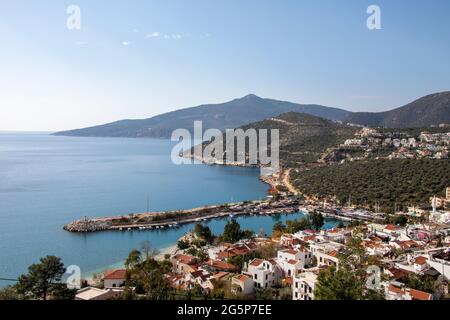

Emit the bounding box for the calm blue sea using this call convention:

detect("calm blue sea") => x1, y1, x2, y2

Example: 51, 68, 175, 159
0, 133, 337, 285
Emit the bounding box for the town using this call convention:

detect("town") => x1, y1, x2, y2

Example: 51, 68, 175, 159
332, 126, 450, 162
72, 186, 450, 301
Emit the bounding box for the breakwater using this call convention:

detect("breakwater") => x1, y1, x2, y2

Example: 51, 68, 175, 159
64, 198, 300, 233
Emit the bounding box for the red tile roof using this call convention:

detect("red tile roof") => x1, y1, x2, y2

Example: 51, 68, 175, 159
205, 259, 238, 271
414, 256, 428, 265
384, 224, 398, 231
389, 284, 432, 300
410, 289, 432, 301
104, 269, 126, 280
236, 274, 251, 282
249, 259, 264, 267
174, 254, 197, 265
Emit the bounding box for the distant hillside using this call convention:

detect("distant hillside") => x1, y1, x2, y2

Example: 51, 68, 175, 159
53, 94, 351, 138
192, 112, 358, 167
345, 91, 450, 127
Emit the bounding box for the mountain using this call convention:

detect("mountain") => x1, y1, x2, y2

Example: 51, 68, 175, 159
190, 112, 358, 167
53, 94, 351, 138
344, 91, 450, 127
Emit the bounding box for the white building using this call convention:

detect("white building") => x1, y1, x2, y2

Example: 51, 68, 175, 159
231, 274, 254, 295
309, 241, 343, 267
103, 269, 126, 288
244, 259, 282, 289
277, 248, 312, 277
293, 271, 318, 300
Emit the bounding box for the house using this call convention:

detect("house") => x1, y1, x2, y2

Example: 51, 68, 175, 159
293, 271, 318, 300
166, 273, 185, 289
389, 240, 421, 252
322, 228, 350, 243
202, 259, 238, 273
280, 234, 302, 247
277, 248, 312, 276
185, 269, 215, 291
386, 282, 433, 300
310, 241, 343, 267
231, 274, 254, 295
75, 287, 122, 300
361, 240, 392, 256
171, 254, 198, 274
244, 258, 282, 289
413, 256, 429, 272
103, 269, 126, 288
427, 250, 450, 280
383, 224, 399, 235
383, 267, 411, 281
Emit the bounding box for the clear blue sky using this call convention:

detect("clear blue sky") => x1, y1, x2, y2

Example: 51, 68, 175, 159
1, 0, 450, 131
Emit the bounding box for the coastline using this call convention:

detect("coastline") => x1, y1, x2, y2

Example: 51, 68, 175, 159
82, 244, 178, 283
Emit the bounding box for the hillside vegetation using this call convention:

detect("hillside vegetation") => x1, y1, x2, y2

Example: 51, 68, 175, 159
290, 158, 450, 212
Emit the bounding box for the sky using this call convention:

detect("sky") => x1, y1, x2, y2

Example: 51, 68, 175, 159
1, 0, 450, 131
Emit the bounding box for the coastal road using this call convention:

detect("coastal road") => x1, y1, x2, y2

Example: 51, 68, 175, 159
282, 169, 299, 195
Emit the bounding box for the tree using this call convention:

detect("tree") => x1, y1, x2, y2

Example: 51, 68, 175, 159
125, 253, 173, 300
286, 217, 311, 233
222, 219, 242, 243
50, 283, 77, 300
221, 219, 253, 243
315, 235, 385, 300
141, 240, 159, 260
16, 256, 66, 300
125, 249, 142, 269
177, 240, 190, 250
255, 288, 275, 300
0, 286, 21, 300
272, 221, 286, 233
193, 224, 213, 243
315, 266, 363, 300
404, 274, 437, 293
309, 212, 325, 231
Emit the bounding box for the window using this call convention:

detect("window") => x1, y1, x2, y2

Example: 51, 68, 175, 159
265, 274, 268, 280
254, 274, 257, 280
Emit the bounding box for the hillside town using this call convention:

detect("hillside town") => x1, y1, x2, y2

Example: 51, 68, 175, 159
75, 187, 450, 301
332, 127, 450, 162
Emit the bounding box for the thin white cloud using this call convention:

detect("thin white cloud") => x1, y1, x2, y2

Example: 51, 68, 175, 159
163, 34, 182, 40
146, 32, 182, 40
146, 32, 161, 38
132, 28, 140, 33
122, 41, 133, 46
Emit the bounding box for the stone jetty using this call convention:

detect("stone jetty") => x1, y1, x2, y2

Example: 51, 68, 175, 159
63, 198, 301, 233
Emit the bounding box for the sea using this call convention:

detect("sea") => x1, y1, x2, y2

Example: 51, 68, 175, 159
0, 133, 339, 285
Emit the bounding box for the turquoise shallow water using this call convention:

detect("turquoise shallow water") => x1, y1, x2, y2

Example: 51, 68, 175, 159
0, 133, 338, 285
